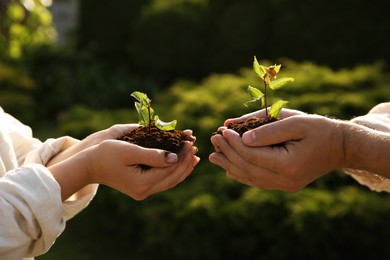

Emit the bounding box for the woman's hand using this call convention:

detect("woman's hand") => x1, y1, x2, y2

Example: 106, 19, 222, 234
49, 140, 200, 201
47, 124, 142, 166
47, 123, 196, 167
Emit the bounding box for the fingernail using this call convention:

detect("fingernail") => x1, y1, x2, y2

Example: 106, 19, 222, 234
192, 146, 198, 155
222, 129, 238, 140
242, 130, 255, 144
165, 152, 178, 164
193, 156, 200, 167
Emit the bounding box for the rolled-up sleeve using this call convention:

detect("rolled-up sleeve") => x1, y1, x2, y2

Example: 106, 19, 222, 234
0, 107, 98, 258
24, 137, 98, 220
344, 102, 390, 192
0, 164, 64, 259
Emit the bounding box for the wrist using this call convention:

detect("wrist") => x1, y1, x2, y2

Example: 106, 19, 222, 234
341, 121, 390, 177
49, 151, 91, 201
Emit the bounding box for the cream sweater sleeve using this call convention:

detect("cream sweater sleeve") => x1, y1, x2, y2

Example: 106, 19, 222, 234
0, 107, 97, 259
0, 164, 64, 259
344, 102, 390, 192
24, 136, 98, 220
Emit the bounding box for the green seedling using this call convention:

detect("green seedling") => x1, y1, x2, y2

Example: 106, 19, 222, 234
131, 91, 177, 131
244, 56, 294, 119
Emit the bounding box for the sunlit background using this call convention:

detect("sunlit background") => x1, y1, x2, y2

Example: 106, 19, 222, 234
1, 0, 390, 259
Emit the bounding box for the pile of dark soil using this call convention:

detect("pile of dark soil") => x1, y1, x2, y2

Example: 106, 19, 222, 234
117, 123, 194, 154
215, 116, 278, 136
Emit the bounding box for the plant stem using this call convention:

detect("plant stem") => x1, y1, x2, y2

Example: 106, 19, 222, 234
147, 104, 151, 132
263, 77, 268, 118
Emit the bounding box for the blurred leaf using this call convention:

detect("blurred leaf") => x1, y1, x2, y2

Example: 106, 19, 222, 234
253, 56, 266, 78
244, 85, 264, 108
269, 77, 295, 90
154, 115, 177, 131
269, 100, 289, 119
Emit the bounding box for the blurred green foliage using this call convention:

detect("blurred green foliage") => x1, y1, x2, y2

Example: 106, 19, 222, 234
1, 1, 390, 259
77, 0, 390, 84
0, 0, 55, 59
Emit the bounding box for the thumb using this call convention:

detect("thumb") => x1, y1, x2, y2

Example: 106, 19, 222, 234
117, 141, 180, 167
241, 116, 305, 146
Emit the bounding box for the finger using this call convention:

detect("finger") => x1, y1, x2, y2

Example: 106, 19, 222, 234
217, 126, 227, 133
210, 134, 222, 152
182, 129, 193, 136
221, 129, 290, 171
209, 151, 247, 176
211, 134, 244, 163
241, 116, 306, 146
127, 143, 194, 199
108, 124, 140, 138
146, 143, 198, 194
210, 133, 271, 176
210, 152, 282, 189
117, 141, 179, 167
224, 109, 306, 127
224, 109, 267, 126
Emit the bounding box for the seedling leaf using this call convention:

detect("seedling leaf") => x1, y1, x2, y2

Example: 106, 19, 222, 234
135, 102, 154, 126
247, 85, 264, 100
131, 91, 177, 131
253, 56, 266, 78
244, 85, 265, 108
154, 115, 177, 131
131, 91, 151, 106
269, 100, 288, 119
268, 77, 294, 90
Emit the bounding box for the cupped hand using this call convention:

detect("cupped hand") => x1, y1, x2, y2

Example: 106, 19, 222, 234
48, 124, 196, 167
88, 140, 200, 200
47, 124, 141, 166
223, 108, 306, 127
209, 114, 345, 192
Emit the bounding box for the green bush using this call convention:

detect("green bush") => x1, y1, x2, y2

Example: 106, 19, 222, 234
22, 46, 159, 123
0, 62, 36, 123
40, 185, 390, 259
57, 105, 137, 139
0, 0, 55, 59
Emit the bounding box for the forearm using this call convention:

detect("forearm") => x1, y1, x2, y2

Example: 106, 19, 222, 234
46, 127, 121, 167
46, 139, 86, 167
342, 122, 390, 179
48, 151, 90, 201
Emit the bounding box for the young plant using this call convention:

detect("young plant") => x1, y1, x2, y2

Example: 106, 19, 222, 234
131, 91, 177, 131
244, 56, 294, 119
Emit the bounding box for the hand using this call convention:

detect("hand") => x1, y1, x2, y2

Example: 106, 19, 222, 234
224, 108, 306, 126
209, 114, 345, 192
89, 140, 199, 200
47, 124, 196, 166
47, 124, 140, 166
215, 108, 306, 133
50, 139, 200, 201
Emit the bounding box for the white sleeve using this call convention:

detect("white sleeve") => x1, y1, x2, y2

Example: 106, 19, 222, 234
0, 164, 64, 259
24, 136, 98, 220
0, 107, 98, 258
344, 102, 390, 192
